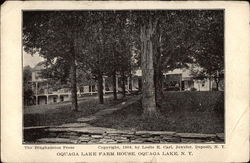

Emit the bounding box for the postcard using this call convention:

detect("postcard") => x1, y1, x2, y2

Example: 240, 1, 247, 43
1, 1, 249, 162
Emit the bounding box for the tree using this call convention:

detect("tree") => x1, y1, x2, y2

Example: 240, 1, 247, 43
74, 12, 107, 104
23, 65, 32, 83
101, 11, 134, 99
137, 12, 158, 117
23, 66, 34, 105
189, 10, 224, 91
78, 11, 135, 102
126, 10, 224, 116
132, 11, 193, 115
23, 10, 224, 115
23, 11, 91, 111
137, 10, 224, 104
98, 12, 125, 100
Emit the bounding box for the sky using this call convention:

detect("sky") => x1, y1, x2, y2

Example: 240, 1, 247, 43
23, 51, 44, 68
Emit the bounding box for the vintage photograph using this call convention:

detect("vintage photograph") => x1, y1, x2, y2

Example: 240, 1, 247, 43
22, 10, 224, 144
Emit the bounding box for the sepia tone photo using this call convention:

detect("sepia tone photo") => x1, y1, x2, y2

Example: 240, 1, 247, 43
22, 10, 225, 144
2, 1, 250, 162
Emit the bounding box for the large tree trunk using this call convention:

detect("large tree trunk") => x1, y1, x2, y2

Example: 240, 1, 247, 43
121, 71, 126, 98
97, 73, 104, 104
154, 66, 164, 106
112, 71, 117, 100
140, 18, 157, 117
70, 59, 78, 111
154, 35, 164, 106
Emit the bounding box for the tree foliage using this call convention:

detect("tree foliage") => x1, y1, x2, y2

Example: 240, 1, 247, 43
23, 11, 92, 110
23, 66, 34, 105
23, 10, 224, 114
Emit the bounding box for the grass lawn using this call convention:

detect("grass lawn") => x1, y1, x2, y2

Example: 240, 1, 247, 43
24, 95, 125, 127
90, 91, 224, 134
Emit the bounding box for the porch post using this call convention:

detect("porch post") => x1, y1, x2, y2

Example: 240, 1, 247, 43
209, 77, 212, 91
90, 83, 93, 95
131, 77, 133, 91
116, 76, 118, 92
35, 82, 38, 105
127, 77, 130, 91
180, 75, 182, 91
103, 77, 106, 95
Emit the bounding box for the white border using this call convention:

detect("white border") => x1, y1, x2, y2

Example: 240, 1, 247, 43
1, 1, 249, 162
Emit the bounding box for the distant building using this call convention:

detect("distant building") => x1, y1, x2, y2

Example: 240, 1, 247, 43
163, 68, 224, 91
28, 62, 141, 105
27, 63, 223, 105
30, 62, 72, 105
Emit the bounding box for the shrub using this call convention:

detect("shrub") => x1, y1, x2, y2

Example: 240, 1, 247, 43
190, 87, 197, 91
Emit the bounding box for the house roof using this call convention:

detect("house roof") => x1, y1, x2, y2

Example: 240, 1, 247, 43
164, 68, 191, 78
32, 62, 45, 71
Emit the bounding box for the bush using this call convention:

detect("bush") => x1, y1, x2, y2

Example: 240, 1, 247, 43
190, 87, 197, 91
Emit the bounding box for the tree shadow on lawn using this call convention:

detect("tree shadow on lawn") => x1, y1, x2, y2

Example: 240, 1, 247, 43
90, 91, 224, 134
24, 98, 125, 127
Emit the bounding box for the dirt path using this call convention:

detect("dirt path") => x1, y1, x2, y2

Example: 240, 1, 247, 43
76, 95, 141, 123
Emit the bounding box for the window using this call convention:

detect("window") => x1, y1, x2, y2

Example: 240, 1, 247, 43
202, 81, 205, 87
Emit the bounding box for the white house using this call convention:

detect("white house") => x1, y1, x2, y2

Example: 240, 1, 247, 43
28, 62, 223, 105
29, 62, 140, 105
163, 68, 224, 91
